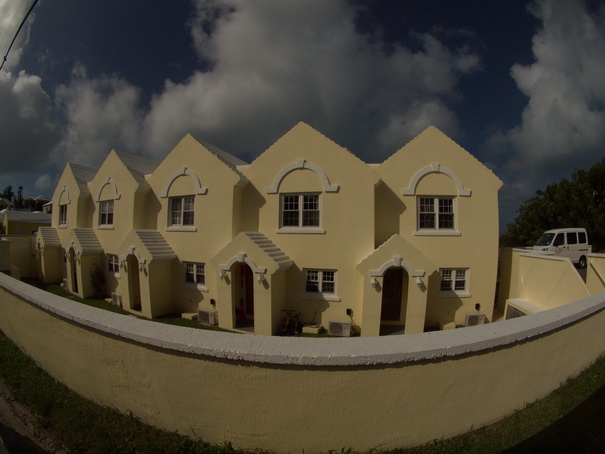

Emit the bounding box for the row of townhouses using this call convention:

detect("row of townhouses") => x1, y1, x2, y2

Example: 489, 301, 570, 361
36, 122, 502, 336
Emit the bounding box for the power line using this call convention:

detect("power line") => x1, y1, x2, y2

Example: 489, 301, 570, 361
0, 0, 40, 72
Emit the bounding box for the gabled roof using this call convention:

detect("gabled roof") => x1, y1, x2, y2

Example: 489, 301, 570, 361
37, 227, 61, 248
113, 150, 160, 187
196, 136, 247, 169
121, 229, 176, 263
211, 231, 293, 275
70, 228, 103, 256
243, 232, 293, 272
68, 163, 98, 195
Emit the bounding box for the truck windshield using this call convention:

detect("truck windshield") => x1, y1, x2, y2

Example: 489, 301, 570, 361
535, 233, 555, 246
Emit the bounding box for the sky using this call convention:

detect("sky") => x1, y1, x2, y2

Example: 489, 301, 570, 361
1, 0, 604, 231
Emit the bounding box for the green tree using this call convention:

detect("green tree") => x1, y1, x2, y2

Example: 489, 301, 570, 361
501, 157, 605, 252
1, 185, 15, 201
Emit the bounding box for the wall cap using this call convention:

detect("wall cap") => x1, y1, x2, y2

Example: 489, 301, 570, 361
2, 273, 604, 367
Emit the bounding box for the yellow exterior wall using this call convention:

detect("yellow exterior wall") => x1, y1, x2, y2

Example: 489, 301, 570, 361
587, 254, 605, 295
35, 123, 503, 334
497, 248, 593, 316
2, 274, 605, 453
377, 127, 502, 327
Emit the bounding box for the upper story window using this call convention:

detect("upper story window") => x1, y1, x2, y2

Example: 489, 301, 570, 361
169, 196, 194, 228
417, 196, 457, 234
280, 193, 320, 229
59, 205, 67, 226
99, 200, 114, 226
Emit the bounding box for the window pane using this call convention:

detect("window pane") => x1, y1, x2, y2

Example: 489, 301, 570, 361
282, 195, 300, 226
306, 270, 319, 292
196, 263, 205, 284
419, 213, 435, 229
185, 263, 194, 282
302, 194, 320, 226
439, 213, 454, 229
438, 199, 454, 229
170, 198, 182, 225
440, 269, 452, 291
454, 270, 466, 290
322, 271, 335, 293
566, 232, 577, 245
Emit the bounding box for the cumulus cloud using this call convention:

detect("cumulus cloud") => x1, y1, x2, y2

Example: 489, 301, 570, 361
144, 0, 480, 161
0, 0, 34, 71
496, 0, 605, 195
0, 70, 60, 171
52, 65, 144, 167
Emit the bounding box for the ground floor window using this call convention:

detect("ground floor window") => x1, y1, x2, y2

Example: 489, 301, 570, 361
439, 268, 469, 295
107, 254, 119, 273
185, 262, 205, 285
305, 269, 336, 294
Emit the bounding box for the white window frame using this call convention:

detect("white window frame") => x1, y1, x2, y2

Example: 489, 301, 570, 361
58, 204, 67, 227
167, 195, 196, 232
107, 254, 120, 276
99, 200, 114, 228
184, 261, 207, 292
277, 193, 324, 234
415, 196, 460, 236
302, 269, 340, 301
438, 268, 470, 297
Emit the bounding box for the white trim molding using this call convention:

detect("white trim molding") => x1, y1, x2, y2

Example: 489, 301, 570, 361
401, 163, 471, 197
58, 186, 71, 205
369, 255, 425, 278
121, 247, 147, 272
95, 177, 121, 202
160, 167, 208, 198
219, 253, 267, 275
265, 159, 339, 194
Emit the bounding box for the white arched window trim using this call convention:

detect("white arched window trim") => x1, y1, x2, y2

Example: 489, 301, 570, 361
95, 177, 121, 202
159, 167, 208, 198
58, 186, 71, 205
401, 163, 471, 197
265, 159, 339, 194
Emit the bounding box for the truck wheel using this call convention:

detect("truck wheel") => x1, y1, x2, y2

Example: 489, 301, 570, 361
579, 256, 587, 269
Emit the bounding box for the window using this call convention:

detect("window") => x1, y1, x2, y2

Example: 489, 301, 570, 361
185, 262, 205, 285
281, 194, 320, 228
566, 232, 578, 245
59, 204, 67, 226
418, 197, 454, 230
107, 254, 119, 273
169, 196, 194, 227
305, 269, 336, 295
99, 200, 114, 226
439, 269, 469, 295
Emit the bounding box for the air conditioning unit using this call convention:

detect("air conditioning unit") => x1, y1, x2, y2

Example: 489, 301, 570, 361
198, 308, 218, 326
328, 321, 351, 337
111, 293, 122, 307
465, 313, 486, 327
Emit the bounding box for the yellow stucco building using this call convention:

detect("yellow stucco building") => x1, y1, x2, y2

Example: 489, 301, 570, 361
37, 122, 502, 336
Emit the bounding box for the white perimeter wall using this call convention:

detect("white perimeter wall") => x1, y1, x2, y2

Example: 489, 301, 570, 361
2, 272, 605, 453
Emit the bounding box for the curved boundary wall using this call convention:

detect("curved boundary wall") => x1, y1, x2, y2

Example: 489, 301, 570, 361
2, 273, 605, 453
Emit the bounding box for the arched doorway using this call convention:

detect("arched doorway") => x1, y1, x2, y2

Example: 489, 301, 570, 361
127, 254, 142, 312
232, 262, 254, 332
380, 267, 409, 335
